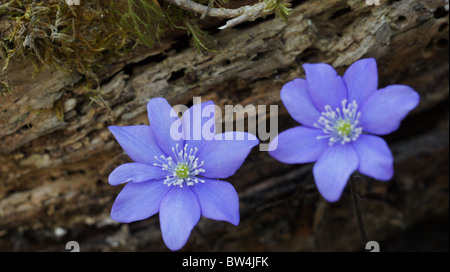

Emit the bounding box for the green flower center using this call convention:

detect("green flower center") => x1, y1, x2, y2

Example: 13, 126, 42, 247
314, 99, 363, 146
336, 120, 352, 136
175, 163, 190, 179
153, 143, 206, 188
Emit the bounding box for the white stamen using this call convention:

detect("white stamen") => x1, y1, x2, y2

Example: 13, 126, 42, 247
314, 99, 363, 146
154, 143, 206, 188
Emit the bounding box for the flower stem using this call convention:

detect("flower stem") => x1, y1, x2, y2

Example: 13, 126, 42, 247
350, 175, 368, 245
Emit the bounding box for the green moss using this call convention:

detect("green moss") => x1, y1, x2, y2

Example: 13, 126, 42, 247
1, 1, 122, 82
0, 0, 217, 85
112, 0, 167, 49
264, 0, 292, 21
0, 0, 291, 95
1, 79, 12, 96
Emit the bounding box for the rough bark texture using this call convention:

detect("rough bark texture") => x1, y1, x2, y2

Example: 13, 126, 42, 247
0, 0, 448, 251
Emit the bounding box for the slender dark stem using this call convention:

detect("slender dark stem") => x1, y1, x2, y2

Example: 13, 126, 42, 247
350, 175, 368, 245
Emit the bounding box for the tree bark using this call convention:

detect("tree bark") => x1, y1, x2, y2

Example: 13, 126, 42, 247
0, 0, 448, 251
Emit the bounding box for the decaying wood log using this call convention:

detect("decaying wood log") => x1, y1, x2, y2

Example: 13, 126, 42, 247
0, 0, 448, 251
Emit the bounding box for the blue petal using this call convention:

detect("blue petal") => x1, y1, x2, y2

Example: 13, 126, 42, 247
109, 125, 164, 165
182, 100, 216, 153
313, 144, 359, 202
280, 78, 321, 127
359, 85, 420, 135
343, 58, 378, 106
303, 63, 348, 111
159, 187, 200, 251
269, 126, 328, 164
198, 131, 259, 179
147, 97, 184, 156
111, 180, 171, 223
352, 134, 393, 181
190, 178, 239, 226
108, 163, 168, 185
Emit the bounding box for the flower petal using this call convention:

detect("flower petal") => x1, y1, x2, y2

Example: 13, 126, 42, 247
352, 134, 393, 181
159, 187, 200, 251
111, 180, 171, 223
359, 85, 420, 135
343, 58, 378, 106
182, 100, 216, 153
190, 178, 239, 226
303, 63, 347, 111
269, 126, 328, 164
198, 131, 259, 179
313, 144, 359, 202
147, 97, 184, 156
108, 163, 168, 185
280, 78, 321, 127
109, 125, 164, 165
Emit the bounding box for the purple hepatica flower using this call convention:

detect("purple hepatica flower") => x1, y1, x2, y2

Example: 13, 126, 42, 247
269, 58, 420, 202
108, 97, 259, 251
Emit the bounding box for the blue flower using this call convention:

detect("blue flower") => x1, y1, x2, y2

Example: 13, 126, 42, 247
269, 58, 420, 202
108, 98, 259, 250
